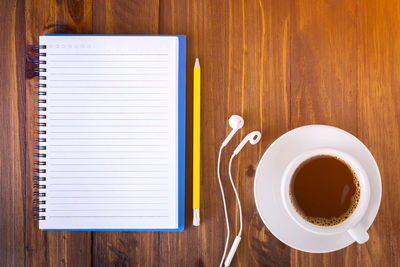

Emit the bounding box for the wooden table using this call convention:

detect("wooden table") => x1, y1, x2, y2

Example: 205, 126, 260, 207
1, 0, 399, 266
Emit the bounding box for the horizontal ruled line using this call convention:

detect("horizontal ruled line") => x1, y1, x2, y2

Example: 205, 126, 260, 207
47, 53, 168, 56
48, 157, 167, 159
49, 177, 167, 179
48, 125, 167, 127
51, 144, 168, 147
49, 86, 168, 88
49, 99, 167, 101
50, 73, 167, 75
47, 216, 168, 219
48, 121, 168, 123
47, 98, 168, 102
48, 119, 167, 121
51, 60, 168, 62
47, 202, 168, 205
49, 131, 168, 133
47, 196, 168, 198
49, 93, 168, 95
49, 67, 168, 69
48, 106, 164, 108
49, 183, 168, 185
49, 112, 167, 114
48, 209, 166, 211
49, 151, 167, 153
48, 171, 167, 173
50, 189, 166, 192
48, 138, 167, 140
49, 80, 168, 82
50, 163, 168, 166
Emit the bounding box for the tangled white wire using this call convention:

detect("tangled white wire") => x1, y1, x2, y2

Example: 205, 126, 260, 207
217, 148, 244, 267
217, 145, 230, 267
228, 154, 243, 238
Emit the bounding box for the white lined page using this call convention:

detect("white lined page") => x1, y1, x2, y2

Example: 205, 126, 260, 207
38, 35, 179, 229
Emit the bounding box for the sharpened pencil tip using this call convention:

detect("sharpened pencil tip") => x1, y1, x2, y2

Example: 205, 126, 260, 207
194, 57, 200, 68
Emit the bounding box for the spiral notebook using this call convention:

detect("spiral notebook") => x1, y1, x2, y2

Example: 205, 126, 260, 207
33, 34, 186, 231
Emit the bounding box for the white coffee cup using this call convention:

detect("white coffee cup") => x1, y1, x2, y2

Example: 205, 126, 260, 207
281, 148, 371, 244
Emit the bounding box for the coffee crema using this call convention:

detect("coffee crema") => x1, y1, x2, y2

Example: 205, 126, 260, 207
289, 155, 360, 227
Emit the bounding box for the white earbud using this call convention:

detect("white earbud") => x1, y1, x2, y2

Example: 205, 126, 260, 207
222, 115, 244, 147
233, 131, 261, 155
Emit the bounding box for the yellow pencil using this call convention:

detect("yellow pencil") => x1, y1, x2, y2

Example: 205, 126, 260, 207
193, 58, 201, 226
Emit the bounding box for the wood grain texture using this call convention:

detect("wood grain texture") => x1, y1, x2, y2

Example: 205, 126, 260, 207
0, 0, 26, 266
0, 0, 399, 266
93, 0, 159, 34
25, 0, 92, 266
357, 1, 400, 266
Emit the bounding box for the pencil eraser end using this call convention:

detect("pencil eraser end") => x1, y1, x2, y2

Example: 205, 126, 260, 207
193, 209, 200, 226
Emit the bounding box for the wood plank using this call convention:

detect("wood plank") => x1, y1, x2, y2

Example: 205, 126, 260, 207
159, 0, 291, 266
160, 0, 230, 265
90, 1, 161, 266
290, 0, 359, 266
92, 0, 159, 34
25, 0, 92, 266
0, 0, 26, 266
357, 1, 400, 266
227, 1, 292, 266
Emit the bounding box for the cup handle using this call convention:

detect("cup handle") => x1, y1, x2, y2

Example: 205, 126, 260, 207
348, 224, 369, 244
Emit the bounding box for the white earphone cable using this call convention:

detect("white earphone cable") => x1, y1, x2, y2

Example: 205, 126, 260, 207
218, 127, 261, 267
217, 145, 230, 267
228, 154, 243, 237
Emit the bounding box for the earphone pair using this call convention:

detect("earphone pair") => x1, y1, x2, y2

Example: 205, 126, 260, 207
217, 115, 261, 267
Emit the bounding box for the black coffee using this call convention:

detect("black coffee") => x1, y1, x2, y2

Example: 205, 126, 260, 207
289, 155, 360, 226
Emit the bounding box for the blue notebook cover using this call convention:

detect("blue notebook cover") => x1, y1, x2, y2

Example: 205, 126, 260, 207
42, 34, 186, 232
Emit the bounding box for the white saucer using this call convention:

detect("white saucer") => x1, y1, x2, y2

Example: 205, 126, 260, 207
254, 125, 382, 253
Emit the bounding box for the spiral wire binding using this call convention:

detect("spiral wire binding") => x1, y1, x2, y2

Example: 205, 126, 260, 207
32, 44, 47, 221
